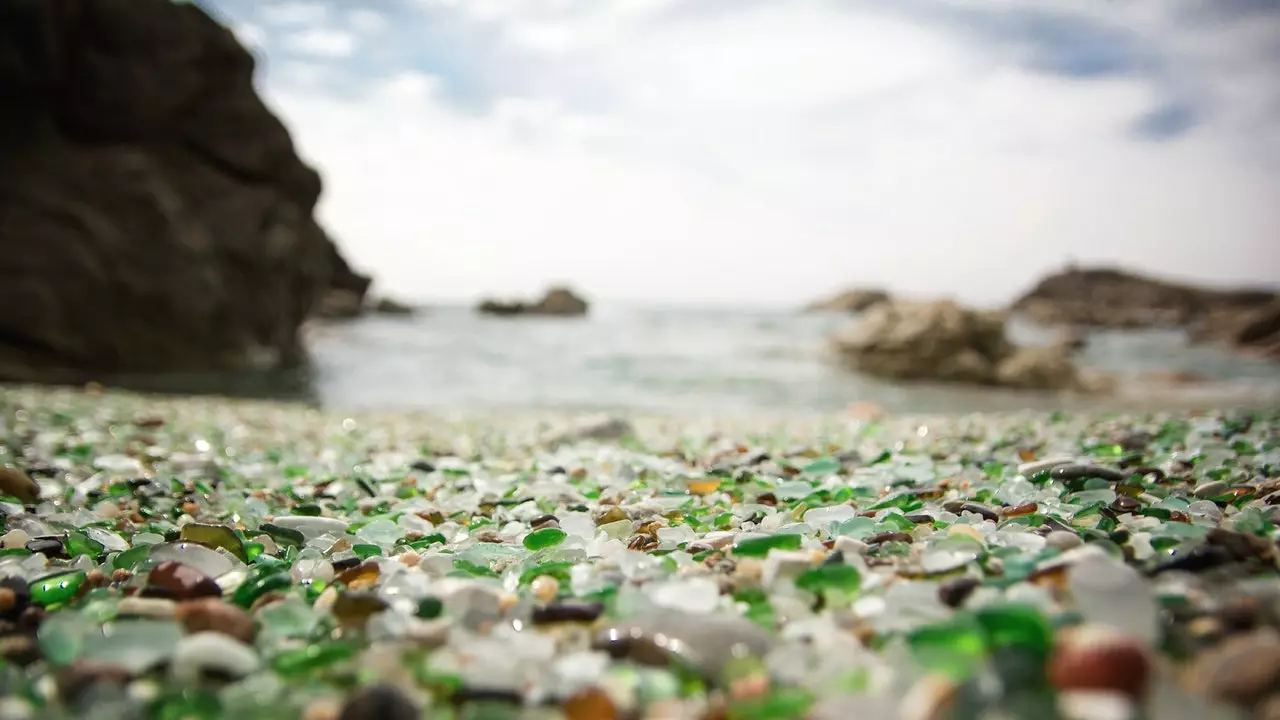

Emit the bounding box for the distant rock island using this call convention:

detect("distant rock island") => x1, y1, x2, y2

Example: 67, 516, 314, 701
0, 0, 371, 383
1012, 266, 1279, 360
476, 287, 589, 318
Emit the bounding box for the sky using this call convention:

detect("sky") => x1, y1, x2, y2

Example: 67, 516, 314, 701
200, 0, 1280, 307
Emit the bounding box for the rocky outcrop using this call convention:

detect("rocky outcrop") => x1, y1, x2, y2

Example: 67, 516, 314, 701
0, 0, 367, 382
1190, 299, 1280, 360
476, 287, 589, 318
831, 299, 1083, 390
804, 288, 890, 313
1012, 266, 1276, 330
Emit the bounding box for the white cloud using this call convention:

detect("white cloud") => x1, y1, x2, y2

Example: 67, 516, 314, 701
259, 1, 328, 26
254, 0, 1279, 306
349, 9, 390, 35
283, 27, 356, 58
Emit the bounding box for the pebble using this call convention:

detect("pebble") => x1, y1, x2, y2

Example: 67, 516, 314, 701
937, 576, 980, 608
1193, 481, 1229, 499
1057, 690, 1138, 720
1017, 456, 1076, 477
531, 575, 560, 604
1051, 465, 1125, 483
174, 599, 257, 644
145, 561, 223, 600
1047, 530, 1084, 551
0, 466, 40, 503
337, 684, 420, 720
0, 529, 31, 550
116, 597, 177, 620
532, 601, 605, 625
593, 611, 774, 680
1194, 627, 1280, 706
169, 632, 260, 683
269, 516, 350, 537
1048, 626, 1151, 699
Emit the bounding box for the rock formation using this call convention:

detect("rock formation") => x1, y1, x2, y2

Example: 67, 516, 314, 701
1012, 266, 1275, 330
0, 0, 369, 382
803, 288, 891, 313
831, 299, 1082, 391
476, 286, 589, 317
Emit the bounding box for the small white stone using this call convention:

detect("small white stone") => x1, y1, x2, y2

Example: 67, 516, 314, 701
0, 529, 30, 550
169, 632, 260, 683
270, 516, 349, 537
762, 549, 814, 587
1057, 690, 1136, 720
116, 597, 177, 620
834, 536, 869, 556
1046, 530, 1083, 551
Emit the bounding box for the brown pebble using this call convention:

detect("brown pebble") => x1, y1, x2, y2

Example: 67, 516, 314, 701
1256, 693, 1280, 720
1004, 502, 1039, 518
1194, 628, 1280, 706
334, 561, 381, 591
0, 466, 40, 503
337, 684, 420, 720
145, 561, 222, 600
333, 592, 390, 630
531, 601, 605, 625
530, 514, 559, 530
111, 569, 133, 584
0, 634, 40, 665
56, 660, 134, 701
937, 576, 980, 608
1048, 626, 1150, 699
473, 530, 503, 543
563, 687, 619, 720
628, 535, 658, 551
176, 599, 257, 644
866, 532, 913, 545
0, 589, 14, 614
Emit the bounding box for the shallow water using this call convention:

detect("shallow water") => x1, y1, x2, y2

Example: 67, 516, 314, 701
282, 305, 1280, 415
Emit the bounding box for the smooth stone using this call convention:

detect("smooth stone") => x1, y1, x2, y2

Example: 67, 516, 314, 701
592, 610, 775, 680
762, 549, 815, 587
337, 683, 420, 720
1048, 625, 1151, 699
1046, 531, 1083, 551
169, 631, 260, 683
1051, 465, 1125, 483
116, 597, 177, 620
1017, 457, 1076, 477
145, 561, 223, 600
175, 599, 257, 644
1194, 627, 1280, 705
531, 601, 604, 625
1193, 481, 1229, 499
147, 542, 236, 579
269, 516, 350, 538
1, 529, 31, 550
1057, 690, 1137, 720
0, 466, 40, 503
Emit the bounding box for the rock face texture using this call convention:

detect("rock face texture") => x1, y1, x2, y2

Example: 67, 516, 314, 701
476, 287, 589, 317
803, 288, 891, 313
1190, 299, 1280, 361
1012, 267, 1275, 330
0, 0, 368, 382
831, 299, 1081, 390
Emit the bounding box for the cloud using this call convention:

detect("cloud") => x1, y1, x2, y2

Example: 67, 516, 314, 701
283, 27, 356, 57
208, 0, 1280, 306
